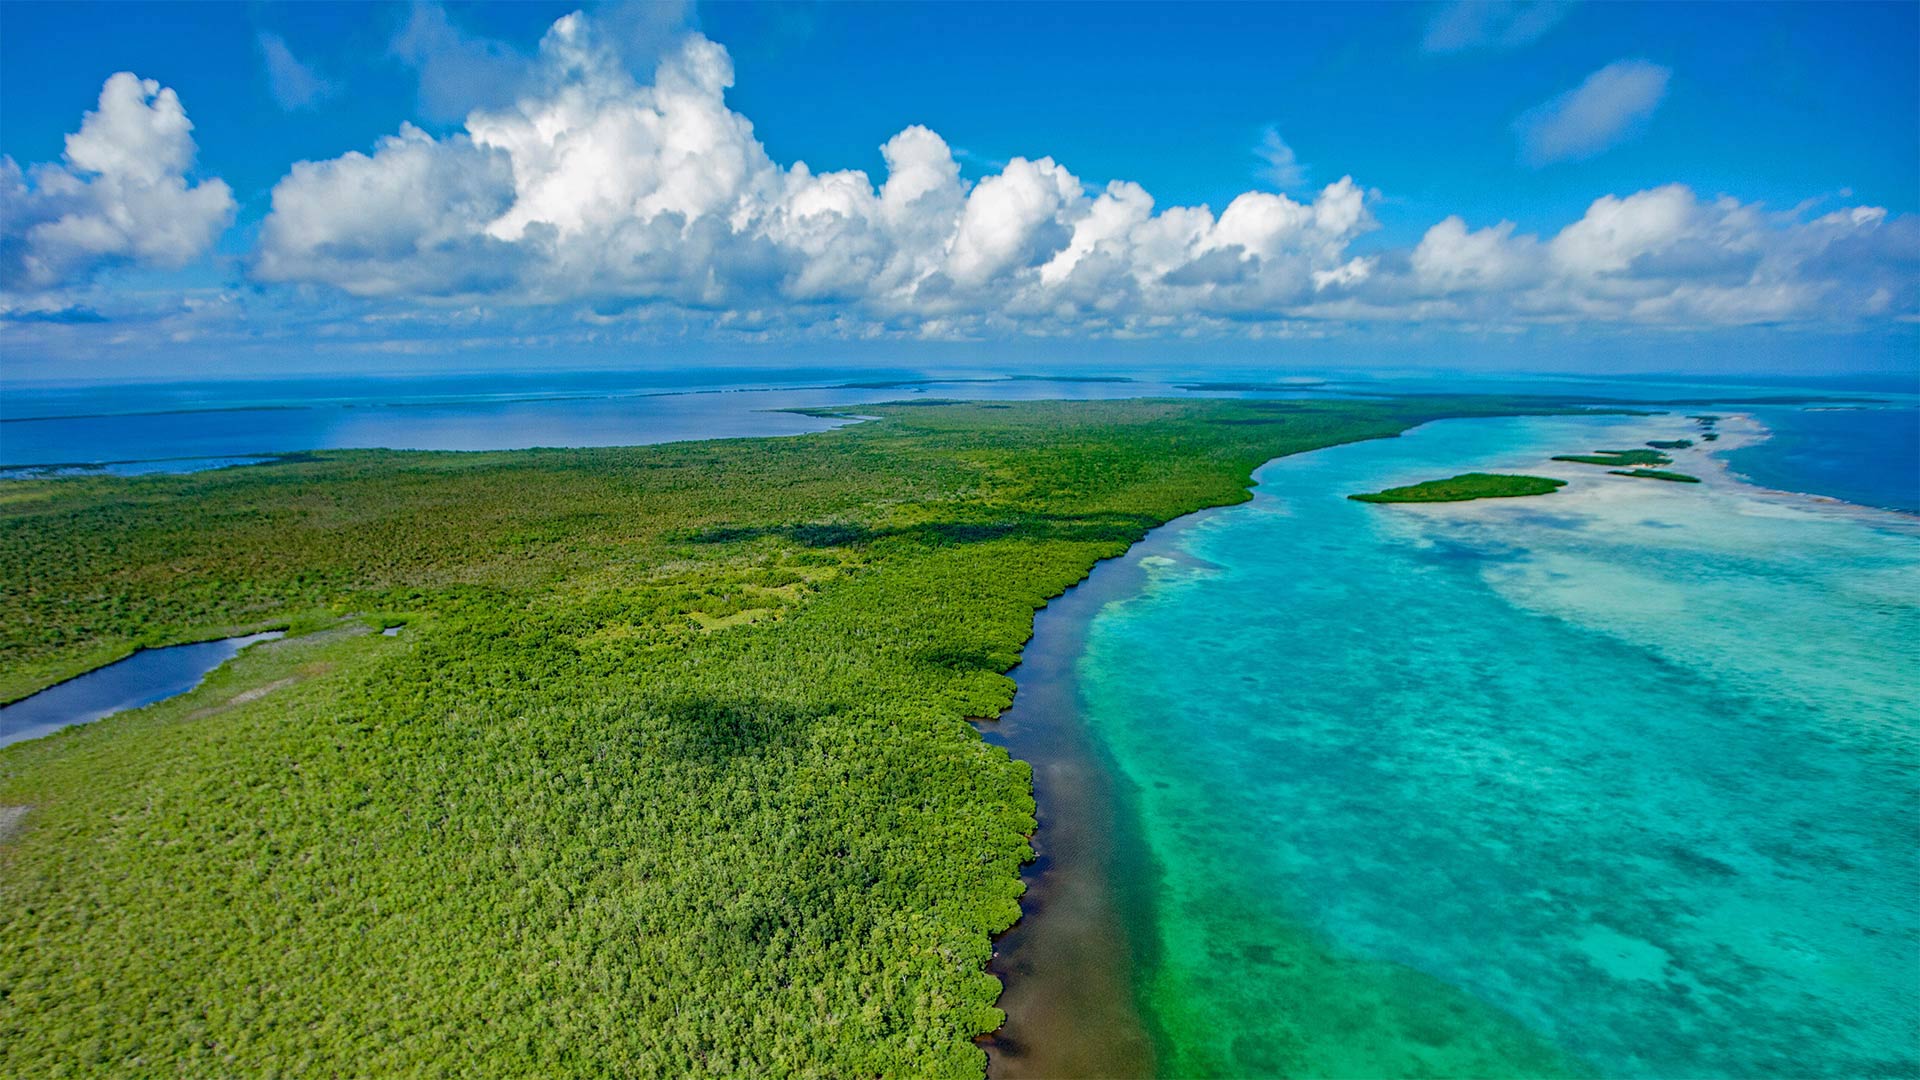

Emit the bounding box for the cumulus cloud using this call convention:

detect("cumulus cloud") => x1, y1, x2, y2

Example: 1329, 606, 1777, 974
257, 14, 1378, 332
1423, 1, 1574, 53
259, 32, 336, 111
1, 72, 235, 291
1350, 184, 1917, 327
250, 12, 1912, 338
1516, 59, 1670, 165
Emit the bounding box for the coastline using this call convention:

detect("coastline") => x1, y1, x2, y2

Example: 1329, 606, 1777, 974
974, 497, 1237, 1079
975, 404, 1918, 1079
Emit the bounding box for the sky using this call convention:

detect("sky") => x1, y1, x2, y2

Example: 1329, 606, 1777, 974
1, 0, 1916, 382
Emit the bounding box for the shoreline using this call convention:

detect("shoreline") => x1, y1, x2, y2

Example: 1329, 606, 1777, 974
974, 403, 1916, 1079
974, 496, 1239, 1079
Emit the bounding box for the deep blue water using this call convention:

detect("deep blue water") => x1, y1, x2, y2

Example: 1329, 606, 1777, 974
1727, 405, 1920, 513
0, 632, 283, 748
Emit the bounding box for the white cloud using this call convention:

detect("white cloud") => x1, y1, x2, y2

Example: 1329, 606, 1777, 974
1423, 1, 1574, 53
249, 13, 1913, 339
256, 16, 1382, 329
258, 32, 335, 111
1361, 184, 1916, 327
947, 157, 1082, 286
1412, 217, 1541, 293
1516, 59, 1670, 165
1, 72, 235, 291
254, 124, 522, 297
1254, 127, 1308, 190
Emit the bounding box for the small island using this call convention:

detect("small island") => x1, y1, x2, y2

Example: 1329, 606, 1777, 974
1553, 449, 1672, 467
1350, 472, 1568, 503
1689, 415, 1723, 441
1646, 439, 1695, 450
1611, 469, 1702, 483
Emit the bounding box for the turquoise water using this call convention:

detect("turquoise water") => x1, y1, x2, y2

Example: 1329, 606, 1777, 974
1077, 413, 1920, 1077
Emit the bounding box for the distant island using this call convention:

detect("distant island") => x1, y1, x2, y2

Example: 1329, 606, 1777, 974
1612, 469, 1702, 483
1350, 472, 1568, 503
1553, 448, 1673, 467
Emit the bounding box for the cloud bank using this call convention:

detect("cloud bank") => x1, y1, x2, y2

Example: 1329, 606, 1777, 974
1, 72, 234, 291
3, 11, 1914, 354
256, 17, 1379, 338
249, 15, 1912, 338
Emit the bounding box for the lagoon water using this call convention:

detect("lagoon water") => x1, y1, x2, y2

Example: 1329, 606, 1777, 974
1033, 413, 1920, 1077
0, 631, 283, 748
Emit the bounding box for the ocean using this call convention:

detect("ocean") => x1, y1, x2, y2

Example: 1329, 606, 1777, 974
1001, 408, 1919, 1076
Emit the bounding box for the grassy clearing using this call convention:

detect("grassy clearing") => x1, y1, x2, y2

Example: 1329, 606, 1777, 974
1, 396, 1568, 1077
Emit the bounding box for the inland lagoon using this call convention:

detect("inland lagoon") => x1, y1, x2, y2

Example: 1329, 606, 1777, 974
0, 631, 284, 748
993, 411, 1920, 1077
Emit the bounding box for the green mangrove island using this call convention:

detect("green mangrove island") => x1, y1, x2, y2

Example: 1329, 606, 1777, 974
0, 396, 1573, 1077
1349, 472, 1568, 504
1552, 449, 1673, 467
1611, 469, 1703, 483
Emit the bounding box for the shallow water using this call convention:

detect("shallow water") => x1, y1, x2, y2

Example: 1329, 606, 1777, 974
0, 631, 284, 747
1053, 413, 1920, 1077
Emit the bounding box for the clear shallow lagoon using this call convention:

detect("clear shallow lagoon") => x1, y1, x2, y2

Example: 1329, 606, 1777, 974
1043, 413, 1919, 1077
0, 631, 283, 747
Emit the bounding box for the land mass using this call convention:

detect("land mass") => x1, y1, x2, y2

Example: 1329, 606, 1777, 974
0, 396, 1589, 1077
1553, 449, 1673, 467
1611, 469, 1703, 483
1350, 472, 1568, 503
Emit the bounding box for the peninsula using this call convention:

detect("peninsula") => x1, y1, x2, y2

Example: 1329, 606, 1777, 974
0, 396, 1568, 1077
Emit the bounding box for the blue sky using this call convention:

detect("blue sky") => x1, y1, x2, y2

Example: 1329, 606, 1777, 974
2, 1, 1916, 380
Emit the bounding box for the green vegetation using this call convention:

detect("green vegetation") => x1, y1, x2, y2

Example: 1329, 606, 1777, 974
0, 397, 1577, 1076
1552, 449, 1672, 467
1349, 472, 1568, 504
1611, 469, 1702, 483
1645, 439, 1694, 450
